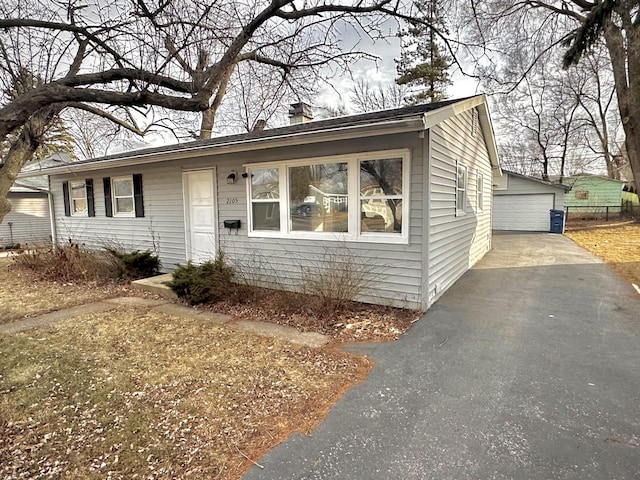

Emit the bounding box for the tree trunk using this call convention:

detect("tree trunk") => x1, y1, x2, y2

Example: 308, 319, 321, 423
0, 137, 37, 224
0, 106, 61, 224
620, 106, 640, 189
604, 14, 640, 190
198, 64, 235, 140
199, 107, 215, 140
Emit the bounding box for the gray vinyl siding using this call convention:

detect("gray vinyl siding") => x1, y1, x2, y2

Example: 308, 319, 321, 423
53, 163, 189, 268
1, 193, 51, 245
50, 132, 426, 309
495, 174, 565, 210
428, 108, 493, 307
217, 132, 426, 309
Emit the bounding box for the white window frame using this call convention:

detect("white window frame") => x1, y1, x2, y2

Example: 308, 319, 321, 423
112, 175, 135, 217
456, 161, 467, 216
245, 149, 411, 244
249, 166, 282, 232
477, 172, 484, 213
70, 180, 88, 217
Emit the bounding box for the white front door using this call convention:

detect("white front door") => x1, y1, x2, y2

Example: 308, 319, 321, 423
184, 169, 216, 262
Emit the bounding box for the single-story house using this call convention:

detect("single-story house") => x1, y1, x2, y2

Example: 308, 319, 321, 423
0, 179, 52, 247
492, 171, 569, 231
563, 174, 625, 217
19, 95, 500, 310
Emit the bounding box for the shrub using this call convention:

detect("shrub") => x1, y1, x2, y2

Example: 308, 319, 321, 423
11, 239, 120, 283
166, 251, 235, 305
107, 248, 161, 280
300, 245, 382, 316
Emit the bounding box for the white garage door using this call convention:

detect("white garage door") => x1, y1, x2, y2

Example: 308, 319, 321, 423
493, 194, 555, 231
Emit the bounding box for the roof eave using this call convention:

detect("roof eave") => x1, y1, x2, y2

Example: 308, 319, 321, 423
19, 116, 427, 178
504, 171, 571, 191
424, 95, 501, 171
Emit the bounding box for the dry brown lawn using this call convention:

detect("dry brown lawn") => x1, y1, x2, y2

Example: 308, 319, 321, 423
0, 252, 417, 478
0, 306, 370, 479
0, 258, 135, 324
565, 220, 640, 287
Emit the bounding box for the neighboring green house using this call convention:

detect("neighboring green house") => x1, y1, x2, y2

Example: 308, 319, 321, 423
563, 175, 625, 216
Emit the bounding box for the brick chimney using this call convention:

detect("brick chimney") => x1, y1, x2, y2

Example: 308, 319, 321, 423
288, 102, 313, 125
252, 119, 267, 131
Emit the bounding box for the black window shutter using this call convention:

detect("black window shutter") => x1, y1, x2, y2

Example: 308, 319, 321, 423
133, 174, 144, 217
103, 177, 113, 217
85, 179, 95, 217
62, 181, 71, 217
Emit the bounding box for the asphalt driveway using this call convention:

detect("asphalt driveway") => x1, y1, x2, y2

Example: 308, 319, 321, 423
244, 233, 640, 480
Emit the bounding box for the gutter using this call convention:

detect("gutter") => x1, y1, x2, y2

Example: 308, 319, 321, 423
47, 176, 57, 245
18, 116, 427, 178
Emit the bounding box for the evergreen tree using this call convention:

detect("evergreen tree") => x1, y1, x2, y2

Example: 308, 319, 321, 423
395, 0, 452, 104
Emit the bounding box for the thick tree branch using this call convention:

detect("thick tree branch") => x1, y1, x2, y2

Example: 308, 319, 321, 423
0, 84, 210, 140
52, 68, 194, 93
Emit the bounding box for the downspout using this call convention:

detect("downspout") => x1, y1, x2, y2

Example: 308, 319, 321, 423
47, 176, 57, 245
421, 112, 431, 309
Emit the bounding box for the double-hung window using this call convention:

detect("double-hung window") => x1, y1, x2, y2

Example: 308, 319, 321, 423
360, 158, 403, 233
62, 179, 94, 217
476, 173, 484, 212
112, 176, 135, 216
246, 149, 410, 243
456, 161, 467, 215
250, 167, 281, 231
103, 174, 144, 218
70, 181, 88, 216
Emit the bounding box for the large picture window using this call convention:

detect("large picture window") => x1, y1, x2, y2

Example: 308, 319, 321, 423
289, 162, 348, 233
246, 150, 410, 243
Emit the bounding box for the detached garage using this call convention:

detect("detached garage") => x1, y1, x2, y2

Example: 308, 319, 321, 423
493, 171, 569, 232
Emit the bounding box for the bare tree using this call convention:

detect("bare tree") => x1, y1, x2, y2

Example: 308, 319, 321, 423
463, 0, 640, 192
567, 47, 625, 179
490, 48, 583, 181
214, 61, 314, 134
350, 79, 409, 113
0, 0, 444, 223
313, 102, 349, 120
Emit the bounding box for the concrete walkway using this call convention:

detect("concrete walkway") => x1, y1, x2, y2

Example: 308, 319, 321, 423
0, 296, 329, 348
243, 233, 640, 480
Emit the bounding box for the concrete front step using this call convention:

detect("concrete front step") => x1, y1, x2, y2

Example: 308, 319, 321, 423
131, 273, 177, 299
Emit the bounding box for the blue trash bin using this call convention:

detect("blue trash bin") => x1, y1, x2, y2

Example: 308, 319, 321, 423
550, 209, 565, 234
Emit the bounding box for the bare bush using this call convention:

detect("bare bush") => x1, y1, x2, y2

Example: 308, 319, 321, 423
11, 239, 120, 283
299, 245, 385, 316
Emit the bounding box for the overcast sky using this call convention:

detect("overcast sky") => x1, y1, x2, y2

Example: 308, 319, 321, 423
316, 19, 480, 111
